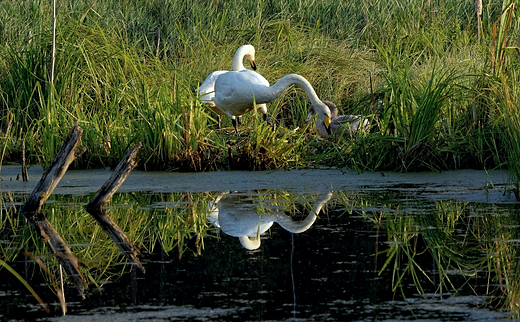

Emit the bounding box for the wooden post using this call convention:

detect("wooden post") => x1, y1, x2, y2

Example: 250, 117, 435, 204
86, 143, 145, 272
20, 121, 87, 298
87, 143, 141, 209
22, 140, 29, 182
21, 122, 84, 217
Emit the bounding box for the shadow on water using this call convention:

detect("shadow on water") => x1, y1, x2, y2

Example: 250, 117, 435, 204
1, 185, 519, 321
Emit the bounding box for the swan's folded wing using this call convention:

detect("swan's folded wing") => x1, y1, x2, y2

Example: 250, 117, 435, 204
198, 70, 229, 99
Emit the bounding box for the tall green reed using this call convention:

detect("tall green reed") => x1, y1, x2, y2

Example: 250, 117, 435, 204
493, 74, 520, 199
376, 45, 463, 171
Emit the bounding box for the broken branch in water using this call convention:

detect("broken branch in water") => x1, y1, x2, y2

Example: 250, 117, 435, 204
86, 143, 145, 273
20, 121, 88, 298
21, 121, 84, 217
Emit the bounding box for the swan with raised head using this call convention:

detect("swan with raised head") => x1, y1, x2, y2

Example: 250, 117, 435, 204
306, 100, 369, 137
207, 191, 333, 250
197, 45, 264, 128
214, 72, 332, 135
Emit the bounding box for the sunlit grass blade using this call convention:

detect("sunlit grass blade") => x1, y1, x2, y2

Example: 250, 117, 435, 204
0, 257, 49, 313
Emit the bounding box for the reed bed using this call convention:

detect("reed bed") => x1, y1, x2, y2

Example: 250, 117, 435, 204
0, 0, 518, 176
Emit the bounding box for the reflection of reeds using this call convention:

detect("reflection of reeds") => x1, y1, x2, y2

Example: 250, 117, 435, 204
0, 257, 49, 313
5, 186, 520, 317
334, 189, 520, 317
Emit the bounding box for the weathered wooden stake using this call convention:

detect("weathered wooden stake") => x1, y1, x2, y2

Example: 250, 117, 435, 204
21, 122, 84, 217
20, 121, 88, 298
87, 143, 141, 209
22, 140, 29, 182
86, 143, 145, 272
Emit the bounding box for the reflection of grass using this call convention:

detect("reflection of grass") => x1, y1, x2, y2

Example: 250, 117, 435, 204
335, 190, 520, 317
1, 188, 326, 308
4, 188, 520, 318
0, 257, 49, 313
468, 206, 520, 317
380, 213, 430, 295
0, 194, 49, 312
388, 202, 520, 317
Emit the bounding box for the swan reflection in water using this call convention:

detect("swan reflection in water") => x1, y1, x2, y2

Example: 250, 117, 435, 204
207, 191, 333, 250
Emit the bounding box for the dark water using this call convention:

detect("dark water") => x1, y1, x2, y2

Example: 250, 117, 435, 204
0, 186, 518, 321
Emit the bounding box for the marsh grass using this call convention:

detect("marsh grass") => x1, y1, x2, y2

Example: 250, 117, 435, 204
494, 75, 520, 199
0, 0, 518, 172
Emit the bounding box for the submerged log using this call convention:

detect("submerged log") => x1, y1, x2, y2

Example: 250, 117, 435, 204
20, 121, 88, 298
86, 143, 145, 272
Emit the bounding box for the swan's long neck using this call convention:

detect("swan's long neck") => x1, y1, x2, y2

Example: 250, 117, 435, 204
275, 191, 333, 233
239, 235, 261, 250
264, 74, 323, 107
232, 45, 254, 71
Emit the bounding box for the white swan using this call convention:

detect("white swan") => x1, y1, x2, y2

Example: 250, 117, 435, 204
197, 45, 263, 129
214, 72, 332, 135
306, 100, 369, 137
208, 191, 333, 250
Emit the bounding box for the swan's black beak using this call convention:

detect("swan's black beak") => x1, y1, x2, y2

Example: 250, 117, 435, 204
250, 60, 257, 71
324, 116, 332, 135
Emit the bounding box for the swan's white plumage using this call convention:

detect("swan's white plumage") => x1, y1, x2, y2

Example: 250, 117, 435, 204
197, 45, 262, 125
198, 70, 228, 115
208, 191, 333, 250
214, 72, 332, 133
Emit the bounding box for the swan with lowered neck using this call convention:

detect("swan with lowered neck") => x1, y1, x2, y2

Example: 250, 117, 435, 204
214, 72, 332, 135
306, 100, 369, 137
207, 191, 333, 250
197, 45, 265, 128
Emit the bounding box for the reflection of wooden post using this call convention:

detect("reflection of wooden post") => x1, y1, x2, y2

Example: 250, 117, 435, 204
86, 143, 145, 273
32, 212, 88, 298
87, 207, 145, 273
20, 121, 88, 298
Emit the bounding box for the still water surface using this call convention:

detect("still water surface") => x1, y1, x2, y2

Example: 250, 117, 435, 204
0, 168, 518, 321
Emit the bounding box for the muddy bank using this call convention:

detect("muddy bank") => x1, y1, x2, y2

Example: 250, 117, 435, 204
0, 165, 515, 203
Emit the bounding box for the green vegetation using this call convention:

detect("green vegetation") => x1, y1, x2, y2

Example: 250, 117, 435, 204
4, 188, 520, 317
0, 189, 330, 313
0, 0, 519, 178
336, 190, 520, 318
